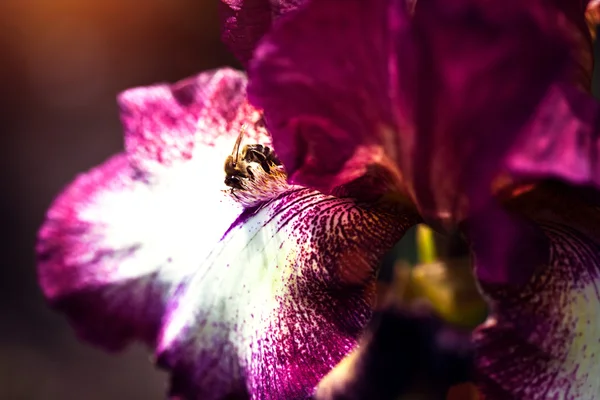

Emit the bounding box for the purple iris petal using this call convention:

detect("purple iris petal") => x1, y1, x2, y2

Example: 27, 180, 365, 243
38, 67, 419, 398
37, 68, 260, 350
248, 0, 412, 194
219, 0, 305, 67
551, 0, 594, 89
474, 184, 600, 399
248, 0, 600, 397
507, 83, 600, 187
248, 0, 572, 287
248, 0, 570, 217
409, 0, 569, 221
156, 189, 415, 399
38, 154, 170, 349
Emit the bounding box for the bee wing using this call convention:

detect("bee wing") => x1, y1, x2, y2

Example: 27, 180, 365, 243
232, 124, 248, 166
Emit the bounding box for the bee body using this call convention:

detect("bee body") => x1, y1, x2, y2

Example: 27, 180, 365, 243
223, 125, 282, 192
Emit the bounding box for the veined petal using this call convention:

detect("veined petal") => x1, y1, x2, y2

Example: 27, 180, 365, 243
37, 68, 267, 349
38, 67, 420, 399
157, 189, 417, 399
474, 184, 600, 399
219, 0, 305, 67
248, 0, 413, 195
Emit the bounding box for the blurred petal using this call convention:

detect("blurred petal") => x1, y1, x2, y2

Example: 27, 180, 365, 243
506, 83, 600, 189
548, 0, 594, 90
249, 0, 573, 236
219, 0, 305, 67
411, 0, 571, 286
410, 0, 570, 224
37, 68, 262, 350
314, 304, 473, 400
587, 0, 600, 40
248, 0, 413, 195
249, 0, 571, 288
474, 184, 600, 399
411, 258, 487, 328
157, 191, 416, 399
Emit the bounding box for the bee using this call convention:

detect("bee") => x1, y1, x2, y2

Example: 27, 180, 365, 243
224, 124, 282, 191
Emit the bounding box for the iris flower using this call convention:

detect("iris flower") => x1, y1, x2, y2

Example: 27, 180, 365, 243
37, 0, 600, 399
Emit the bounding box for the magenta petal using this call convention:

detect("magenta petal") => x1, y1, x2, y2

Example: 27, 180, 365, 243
155, 190, 417, 399
506, 84, 600, 188
120, 68, 262, 174
248, 0, 411, 193
468, 203, 550, 286
474, 188, 600, 399
37, 68, 268, 350
409, 0, 571, 221
219, 0, 305, 67
37, 155, 184, 349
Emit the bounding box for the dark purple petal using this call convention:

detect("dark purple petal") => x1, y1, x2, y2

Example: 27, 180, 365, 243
249, 0, 571, 286
314, 305, 473, 400
249, 0, 572, 216
497, 83, 600, 284
248, 0, 412, 195
506, 83, 600, 188
473, 184, 600, 399
219, 0, 305, 67
551, 0, 594, 90
409, 0, 570, 223
156, 189, 418, 399
410, 0, 576, 287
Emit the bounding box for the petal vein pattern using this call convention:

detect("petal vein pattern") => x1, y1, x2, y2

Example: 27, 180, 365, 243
158, 188, 412, 399
475, 188, 600, 400
36, 68, 416, 399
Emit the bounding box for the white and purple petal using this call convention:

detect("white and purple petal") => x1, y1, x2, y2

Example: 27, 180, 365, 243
37, 67, 419, 399
474, 185, 600, 399
37, 68, 261, 350
158, 189, 415, 399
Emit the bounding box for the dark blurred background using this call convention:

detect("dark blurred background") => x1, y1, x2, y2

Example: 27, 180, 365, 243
0, 1, 237, 398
